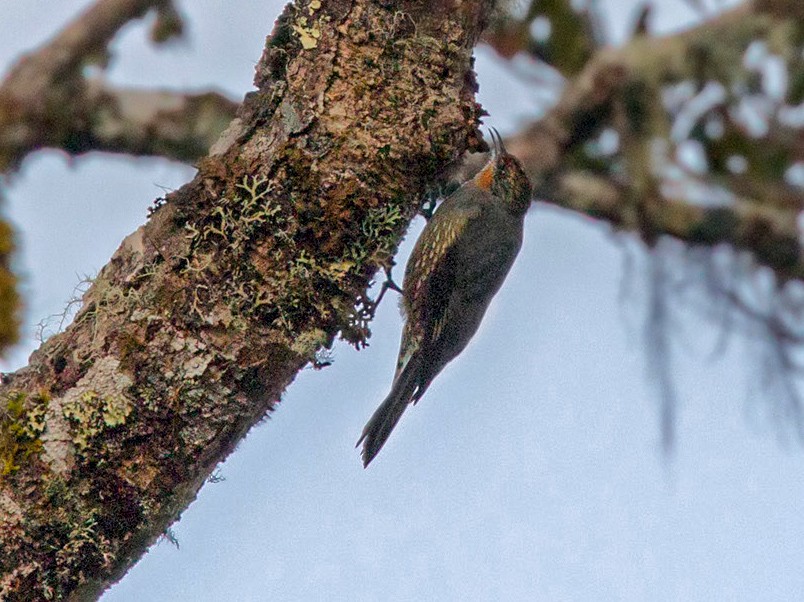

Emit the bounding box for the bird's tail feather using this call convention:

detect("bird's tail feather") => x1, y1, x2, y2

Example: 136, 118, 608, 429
357, 361, 419, 467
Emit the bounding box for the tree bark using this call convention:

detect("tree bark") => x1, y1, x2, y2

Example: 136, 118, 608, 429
0, 0, 492, 599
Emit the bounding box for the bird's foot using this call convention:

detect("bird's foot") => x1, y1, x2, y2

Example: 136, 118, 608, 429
420, 181, 459, 220
355, 266, 402, 322
374, 266, 403, 305
420, 196, 437, 220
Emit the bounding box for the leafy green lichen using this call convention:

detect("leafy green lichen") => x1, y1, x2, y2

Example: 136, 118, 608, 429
183, 172, 402, 345
0, 391, 48, 476
62, 391, 132, 451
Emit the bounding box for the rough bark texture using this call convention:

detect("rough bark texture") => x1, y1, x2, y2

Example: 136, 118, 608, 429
0, 0, 492, 599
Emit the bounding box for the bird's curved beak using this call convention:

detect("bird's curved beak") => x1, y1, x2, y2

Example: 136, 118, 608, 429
488, 127, 507, 159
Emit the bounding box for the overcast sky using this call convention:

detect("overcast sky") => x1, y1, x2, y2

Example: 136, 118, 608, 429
2, 1, 803, 600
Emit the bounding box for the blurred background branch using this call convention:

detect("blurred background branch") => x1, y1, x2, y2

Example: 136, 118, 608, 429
0, 0, 236, 172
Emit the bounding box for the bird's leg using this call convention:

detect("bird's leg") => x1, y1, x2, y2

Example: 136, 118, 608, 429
420, 181, 459, 220
372, 265, 403, 310
369, 266, 403, 314
355, 266, 403, 322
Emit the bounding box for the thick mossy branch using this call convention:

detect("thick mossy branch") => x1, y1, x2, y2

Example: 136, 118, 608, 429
0, 0, 493, 599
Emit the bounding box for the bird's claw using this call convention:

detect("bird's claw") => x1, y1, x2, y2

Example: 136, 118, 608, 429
356, 266, 402, 321
420, 197, 437, 220
376, 265, 402, 301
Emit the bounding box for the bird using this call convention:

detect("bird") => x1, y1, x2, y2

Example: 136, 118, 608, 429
357, 129, 532, 466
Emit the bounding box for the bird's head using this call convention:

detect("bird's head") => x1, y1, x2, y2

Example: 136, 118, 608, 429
474, 128, 532, 216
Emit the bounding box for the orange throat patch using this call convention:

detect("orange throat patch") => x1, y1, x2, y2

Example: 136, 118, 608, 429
474, 163, 494, 191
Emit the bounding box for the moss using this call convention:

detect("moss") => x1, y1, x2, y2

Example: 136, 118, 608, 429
621, 79, 652, 137
690, 207, 739, 244
254, 3, 303, 90
21, 476, 118, 599
0, 218, 19, 353
538, 0, 594, 76
290, 328, 329, 358
117, 330, 147, 372
181, 171, 396, 341
0, 391, 48, 476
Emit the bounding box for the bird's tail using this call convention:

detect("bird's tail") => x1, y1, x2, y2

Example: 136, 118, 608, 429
357, 361, 420, 467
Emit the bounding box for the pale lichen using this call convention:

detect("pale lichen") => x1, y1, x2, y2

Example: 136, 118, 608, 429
291, 0, 326, 50
290, 328, 328, 358
62, 391, 132, 450
47, 357, 134, 463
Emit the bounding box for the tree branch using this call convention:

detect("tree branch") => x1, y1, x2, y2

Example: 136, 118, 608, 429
501, 0, 804, 283
0, 0, 194, 171
78, 82, 237, 162
544, 170, 804, 280
0, 0, 493, 599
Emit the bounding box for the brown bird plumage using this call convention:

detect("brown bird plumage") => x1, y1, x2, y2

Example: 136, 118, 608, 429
358, 130, 532, 466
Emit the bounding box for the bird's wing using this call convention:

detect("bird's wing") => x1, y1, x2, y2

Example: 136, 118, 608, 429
395, 191, 486, 376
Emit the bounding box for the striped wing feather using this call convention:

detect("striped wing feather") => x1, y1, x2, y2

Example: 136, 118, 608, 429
395, 188, 486, 377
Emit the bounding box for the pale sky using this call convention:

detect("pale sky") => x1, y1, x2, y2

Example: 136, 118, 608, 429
2, 1, 803, 600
